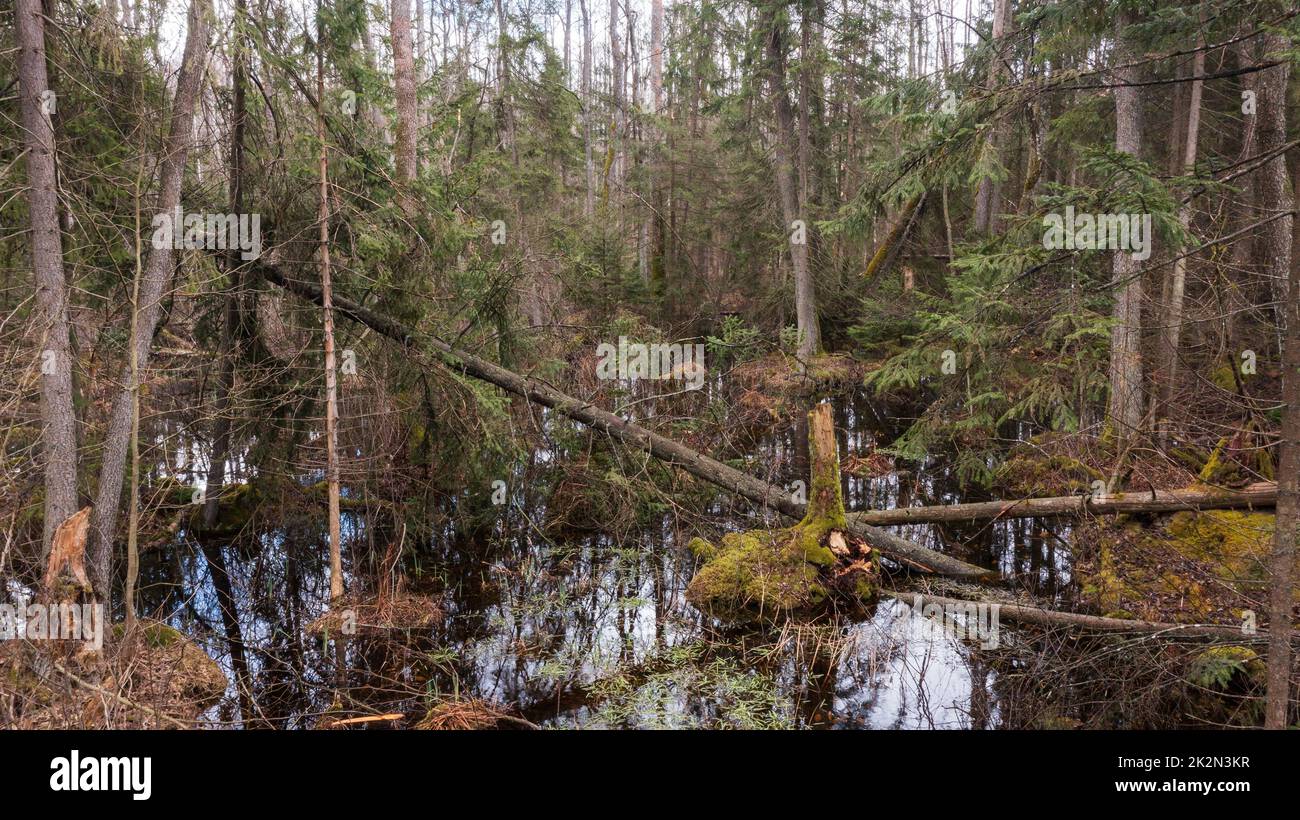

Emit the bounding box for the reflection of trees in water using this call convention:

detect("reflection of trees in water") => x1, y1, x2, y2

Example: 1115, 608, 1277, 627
129, 389, 1110, 729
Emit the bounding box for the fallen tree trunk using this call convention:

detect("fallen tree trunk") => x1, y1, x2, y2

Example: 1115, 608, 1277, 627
255, 262, 992, 580
851, 483, 1277, 527
883, 590, 1300, 643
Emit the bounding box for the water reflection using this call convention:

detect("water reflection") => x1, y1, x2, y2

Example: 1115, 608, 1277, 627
128, 387, 1071, 729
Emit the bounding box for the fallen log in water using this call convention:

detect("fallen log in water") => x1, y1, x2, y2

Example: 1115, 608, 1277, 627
882, 590, 1300, 643
852, 483, 1277, 527
256, 262, 993, 581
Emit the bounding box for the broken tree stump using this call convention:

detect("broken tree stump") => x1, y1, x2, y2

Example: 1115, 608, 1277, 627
685, 404, 877, 622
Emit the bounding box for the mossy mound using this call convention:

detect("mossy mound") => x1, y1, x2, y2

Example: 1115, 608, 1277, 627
1078, 510, 1276, 623
111, 620, 229, 716
305, 592, 442, 638
730, 353, 865, 397
414, 698, 534, 730
2, 619, 227, 728
686, 526, 838, 621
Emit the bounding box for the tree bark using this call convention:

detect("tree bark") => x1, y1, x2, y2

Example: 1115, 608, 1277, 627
609, 0, 625, 192
392, 0, 418, 186
580, 0, 595, 217
883, 591, 1300, 643
851, 483, 1277, 526
16, 0, 79, 560
972, 0, 1010, 234
644, 0, 665, 288
255, 260, 991, 580
762, 1, 821, 364
1156, 28, 1204, 437
1260, 32, 1295, 729
88, 0, 211, 610
318, 2, 344, 604
1106, 11, 1145, 443
201, 0, 254, 719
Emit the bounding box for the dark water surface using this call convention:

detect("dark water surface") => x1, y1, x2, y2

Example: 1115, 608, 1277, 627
130, 387, 1075, 729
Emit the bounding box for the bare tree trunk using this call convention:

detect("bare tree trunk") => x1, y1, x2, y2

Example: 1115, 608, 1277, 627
318, 2, 344, 604
642, 0, 664, 289
16, 0, 79, 560
971, 0, 1009, 234
609, 0, 625, 192
392, 0, 418, 187
1229, 35, 1260, 357
88, 0, 211, 610
580, 0, 595, 217
1105, 11, 1145, 443
851, 482, 1278, 526
564, 0, 572, 84
1156, 33, 1204, 436
1260, 32, 1295, 729
762, 1, 821, 363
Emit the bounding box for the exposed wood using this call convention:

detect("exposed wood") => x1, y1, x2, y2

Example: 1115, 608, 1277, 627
850, 482, 1278, 526
41, 507, 92, 595
326, 713, 405, 727
255, 261, 992, 581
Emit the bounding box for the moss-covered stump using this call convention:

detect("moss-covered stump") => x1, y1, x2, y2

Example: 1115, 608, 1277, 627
686, 404, 877, 622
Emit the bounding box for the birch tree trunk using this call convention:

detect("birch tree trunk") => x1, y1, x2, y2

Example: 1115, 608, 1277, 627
16, 0, 79, 559
318, 2, 344, 604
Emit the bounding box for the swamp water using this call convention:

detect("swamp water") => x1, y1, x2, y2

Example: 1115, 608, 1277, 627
129, 388, 1076, 729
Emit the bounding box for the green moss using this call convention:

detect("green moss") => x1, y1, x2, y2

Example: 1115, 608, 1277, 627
686, 405, 873, 621
686, 527, 831, 621
687, 536, 718, 562
1209, 361, 1238, 392
1188, 646, 1266, 690
1079, 510, 1279, 623
1196, 438, 1240, 485
113, 620, 182, 648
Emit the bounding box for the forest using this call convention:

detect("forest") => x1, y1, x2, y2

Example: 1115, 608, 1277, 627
2, 0, 1299, 733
